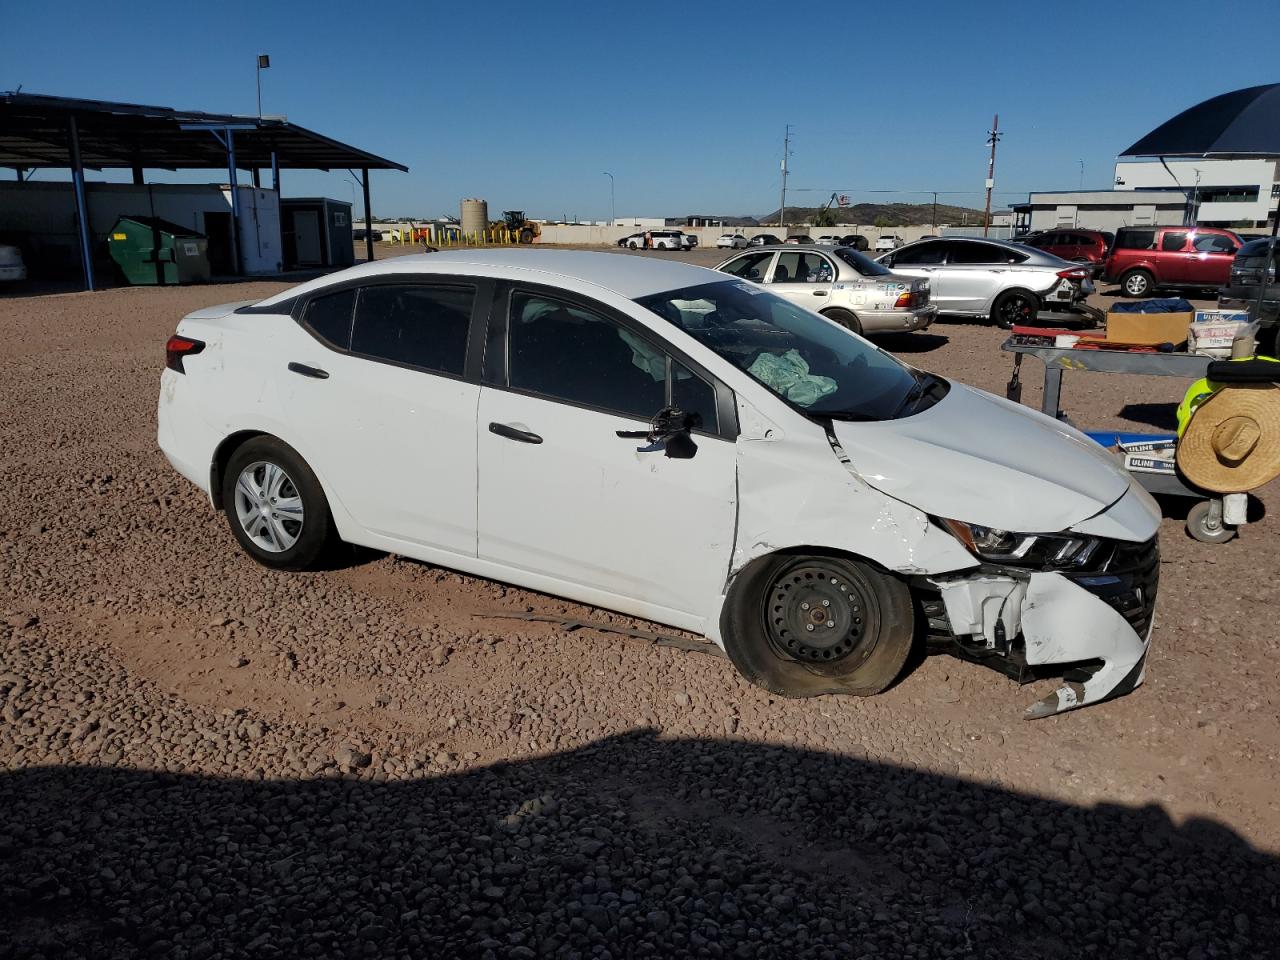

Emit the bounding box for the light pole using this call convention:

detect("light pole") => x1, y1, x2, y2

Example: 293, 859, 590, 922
603, 171, 615, 226
1078, 159, 1084, 190
256, 54, 270, 118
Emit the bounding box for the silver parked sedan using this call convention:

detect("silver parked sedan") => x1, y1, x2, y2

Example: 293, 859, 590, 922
875, 237, 1097, 328
715, 245, 936, 335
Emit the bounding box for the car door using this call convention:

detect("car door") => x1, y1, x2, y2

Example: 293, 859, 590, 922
1184, 231, 1239, 286
280, 277, 488, 556
885, 240, 950, 308
476, 285, 737, 620
767, 251, 836, 312
941, 240, 1019, 311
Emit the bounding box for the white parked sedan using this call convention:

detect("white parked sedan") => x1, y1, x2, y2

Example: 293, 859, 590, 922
716, 234, 747, 249
158, 251, 1160, 717
715, 245, 936, 335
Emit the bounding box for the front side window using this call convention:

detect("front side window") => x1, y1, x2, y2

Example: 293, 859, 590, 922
507, 293, 717, 428
1193, 233, 1237, 254
351, 285, 473, 375
720, 252, 773, 281
636, 280, 938, 421
893, 241, 948, 265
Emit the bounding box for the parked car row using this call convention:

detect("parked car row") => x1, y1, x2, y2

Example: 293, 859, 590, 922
715, 233, 875, 250
617, 230, 698, 251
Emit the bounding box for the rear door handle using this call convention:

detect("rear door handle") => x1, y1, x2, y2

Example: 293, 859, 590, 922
813, 290, 828, 296
489, 422, 543, 444
288, 362, 329, 379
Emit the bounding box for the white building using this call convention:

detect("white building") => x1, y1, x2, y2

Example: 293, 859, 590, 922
1011, 190, 1189, 234
1113, 158, 1279, 228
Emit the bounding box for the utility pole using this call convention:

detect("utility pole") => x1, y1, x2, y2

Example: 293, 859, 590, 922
931, 191, 938, 233
780, 124, 792, 228
1078, 159, 1084, 190
982, 113, 1001, 237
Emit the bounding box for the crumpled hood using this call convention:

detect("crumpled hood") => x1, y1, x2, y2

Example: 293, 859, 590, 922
831, 382, 1131, 532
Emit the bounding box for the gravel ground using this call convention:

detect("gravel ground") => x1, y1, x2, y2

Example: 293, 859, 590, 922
1, 249, 1278, 958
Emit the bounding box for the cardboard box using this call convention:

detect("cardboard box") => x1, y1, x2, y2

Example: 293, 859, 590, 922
1105, 310, 1191, 346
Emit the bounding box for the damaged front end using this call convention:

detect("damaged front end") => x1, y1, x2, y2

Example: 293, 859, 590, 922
919, 536, 1159, 718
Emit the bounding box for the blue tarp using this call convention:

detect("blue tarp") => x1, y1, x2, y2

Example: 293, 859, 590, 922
1108, 298, 1195, 314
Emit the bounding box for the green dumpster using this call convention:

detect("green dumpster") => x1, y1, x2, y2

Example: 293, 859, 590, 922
107, 216, 211, 285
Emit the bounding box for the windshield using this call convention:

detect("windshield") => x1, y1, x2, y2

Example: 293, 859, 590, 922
833, 247, 893, 277
635, 280, 942, 420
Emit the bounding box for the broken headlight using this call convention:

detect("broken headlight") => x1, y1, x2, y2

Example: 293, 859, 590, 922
939, 518, 1103, 569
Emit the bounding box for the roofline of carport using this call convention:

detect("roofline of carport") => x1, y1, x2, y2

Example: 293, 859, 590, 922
1, 91, 407, 290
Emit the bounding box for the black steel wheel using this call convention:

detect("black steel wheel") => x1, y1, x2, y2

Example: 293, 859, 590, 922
722, 553, 914, 698
991, 290, 1040, 329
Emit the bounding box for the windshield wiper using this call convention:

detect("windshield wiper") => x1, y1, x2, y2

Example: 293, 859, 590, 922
819, 410, 879, 422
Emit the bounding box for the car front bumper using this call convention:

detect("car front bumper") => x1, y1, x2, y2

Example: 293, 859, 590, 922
932, 537, 1158, 718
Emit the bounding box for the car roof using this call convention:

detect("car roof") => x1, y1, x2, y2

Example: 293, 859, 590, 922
255, 250, 723, 305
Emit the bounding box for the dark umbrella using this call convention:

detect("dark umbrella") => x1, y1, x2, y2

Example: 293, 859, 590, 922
1121, 83, 1280, 338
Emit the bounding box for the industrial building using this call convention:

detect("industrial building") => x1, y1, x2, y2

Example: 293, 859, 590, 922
0, 92, 406, 289
1113, 157, 1279, 228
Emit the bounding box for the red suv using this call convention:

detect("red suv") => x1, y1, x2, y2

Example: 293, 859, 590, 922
1025, 229, 1112, 269
1103, 225, 1241, 298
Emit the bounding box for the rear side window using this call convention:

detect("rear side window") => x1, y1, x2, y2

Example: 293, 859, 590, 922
1116, 228, 1156, 250
304, 289, 356, 349
351, 284, 473, 376
1161, 232, 1188, 252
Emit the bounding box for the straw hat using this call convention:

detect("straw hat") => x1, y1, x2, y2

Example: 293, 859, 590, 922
1176, 385, 1280, 492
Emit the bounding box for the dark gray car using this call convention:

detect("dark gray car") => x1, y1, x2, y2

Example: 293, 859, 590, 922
1218, 238, 1280, 352
876, 237, 1096, 328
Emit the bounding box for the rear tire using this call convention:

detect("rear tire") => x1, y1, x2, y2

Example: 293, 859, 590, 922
223, 436, 336, 571
821, 307, 863, 335
991, 289, 1040, 329
1120, 269, 1154, 298
722, 553, 914, 698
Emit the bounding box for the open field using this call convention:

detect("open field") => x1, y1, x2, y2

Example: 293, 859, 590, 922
1, 249, 1278, 958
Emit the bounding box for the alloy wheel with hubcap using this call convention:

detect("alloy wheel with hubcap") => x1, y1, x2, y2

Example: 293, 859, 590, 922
993, 291, 1038, 329
234, 461, 304, 553
1121, 270, 1153, 298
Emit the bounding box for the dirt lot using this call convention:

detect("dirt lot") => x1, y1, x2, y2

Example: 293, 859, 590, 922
1, 248, 1278, 958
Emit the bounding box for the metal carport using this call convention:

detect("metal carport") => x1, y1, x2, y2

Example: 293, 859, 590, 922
0, 91, 408, 290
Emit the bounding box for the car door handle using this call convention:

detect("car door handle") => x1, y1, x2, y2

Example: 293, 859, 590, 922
288, 362, 329, 379
488, 422, 543, 444
812, 290, 828, 296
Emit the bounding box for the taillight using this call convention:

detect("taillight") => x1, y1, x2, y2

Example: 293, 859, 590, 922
1056, 267, 1091, 280
166, 335, 205, 373
894, 291, 914, 308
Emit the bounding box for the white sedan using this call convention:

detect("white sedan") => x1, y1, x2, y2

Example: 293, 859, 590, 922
716, 234, 747, 249
158, 250, 1160, 717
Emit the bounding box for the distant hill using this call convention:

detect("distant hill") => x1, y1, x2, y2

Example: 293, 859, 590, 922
754, 201, 989, 227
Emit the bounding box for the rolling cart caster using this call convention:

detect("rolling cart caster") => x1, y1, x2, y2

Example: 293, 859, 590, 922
1186, 498, 1236, 544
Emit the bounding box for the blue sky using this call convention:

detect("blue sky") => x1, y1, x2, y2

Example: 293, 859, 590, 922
4, 0, 1278, 220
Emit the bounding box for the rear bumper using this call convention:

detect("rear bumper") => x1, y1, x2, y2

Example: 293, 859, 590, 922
862, 304, 937, 333
157, 368, 220, 502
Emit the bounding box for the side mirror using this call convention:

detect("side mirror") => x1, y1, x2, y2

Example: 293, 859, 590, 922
616, 406, 702, 459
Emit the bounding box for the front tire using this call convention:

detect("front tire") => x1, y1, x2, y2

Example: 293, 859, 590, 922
223, 436, 336, 571
722, 553, 914, 698
1120, 269, 1154, 298
991, 289, 1040, 329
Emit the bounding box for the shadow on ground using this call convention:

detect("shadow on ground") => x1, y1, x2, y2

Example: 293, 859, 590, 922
1, 731, 1274, 959
874, 332, 950, 354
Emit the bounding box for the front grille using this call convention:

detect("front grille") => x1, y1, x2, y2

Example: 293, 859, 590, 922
1069, 537, 1159, 637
